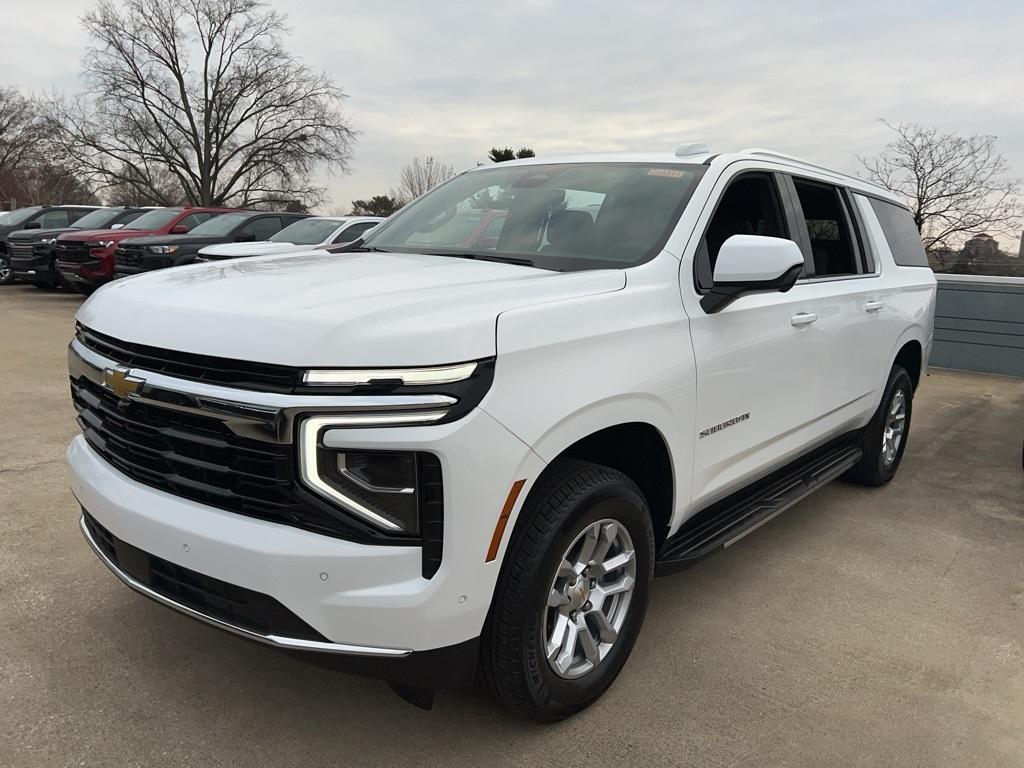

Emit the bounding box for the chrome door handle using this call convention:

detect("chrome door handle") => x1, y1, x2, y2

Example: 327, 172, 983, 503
791, 312, 818, 327
865, 300, 884, 313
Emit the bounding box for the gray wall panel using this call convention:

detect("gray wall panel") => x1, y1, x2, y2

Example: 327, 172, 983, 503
931, 276, 1024, 377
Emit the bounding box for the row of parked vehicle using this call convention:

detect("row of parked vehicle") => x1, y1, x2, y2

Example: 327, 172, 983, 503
0, 203, 383, 293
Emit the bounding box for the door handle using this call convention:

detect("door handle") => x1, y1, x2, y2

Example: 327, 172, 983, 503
791, 312, 818, 327
865, 300, 884, 313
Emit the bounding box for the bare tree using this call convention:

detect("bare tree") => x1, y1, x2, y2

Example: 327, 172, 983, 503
392, 156, 455, 205
0, 87, 44, 175
104, 163, 188, 205
858, 120, 1021, 250
42, 0, 355, 209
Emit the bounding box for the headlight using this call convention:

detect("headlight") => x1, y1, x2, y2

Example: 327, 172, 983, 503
303, 361, 477, 387
147, 245, 179, 254
44, 237, 59, 245
98, 240, 114, 248
299, 415, 442, 534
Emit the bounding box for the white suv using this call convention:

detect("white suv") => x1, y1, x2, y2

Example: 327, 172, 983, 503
67, 145, 936, 721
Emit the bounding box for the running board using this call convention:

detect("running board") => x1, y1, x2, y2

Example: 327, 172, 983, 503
656, 442, 862, 574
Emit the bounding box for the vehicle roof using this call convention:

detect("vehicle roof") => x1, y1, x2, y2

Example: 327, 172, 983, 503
467, 147, 904, 206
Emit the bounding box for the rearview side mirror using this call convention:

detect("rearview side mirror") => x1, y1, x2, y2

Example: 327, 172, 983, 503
169, 224, 189, 234
23, 221, 41, 230
700, 235, 804, 314
234, 232, 256, 242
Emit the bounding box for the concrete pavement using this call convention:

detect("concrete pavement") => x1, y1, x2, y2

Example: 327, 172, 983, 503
1, 284, 1022, 767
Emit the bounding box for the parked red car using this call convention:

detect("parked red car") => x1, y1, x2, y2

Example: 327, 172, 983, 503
55, 206, 239, 294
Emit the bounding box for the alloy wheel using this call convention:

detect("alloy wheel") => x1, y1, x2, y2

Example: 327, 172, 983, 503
544, 519, 637, 680
882, 388, 907, 466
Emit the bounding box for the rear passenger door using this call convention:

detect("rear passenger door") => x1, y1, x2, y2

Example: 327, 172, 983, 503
784, 176, 888, 425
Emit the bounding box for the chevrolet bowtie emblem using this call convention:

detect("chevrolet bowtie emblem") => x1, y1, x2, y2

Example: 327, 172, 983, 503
102, 367, 144, 398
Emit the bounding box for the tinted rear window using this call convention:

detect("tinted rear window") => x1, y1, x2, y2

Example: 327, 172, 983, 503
868, 198, 929, 268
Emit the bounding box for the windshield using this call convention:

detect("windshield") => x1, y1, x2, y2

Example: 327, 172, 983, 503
270, 218, 346, 244
70, 208, 123, 230
124, 208, 181, 230
2, 206, 43, 226
189, 212, 249, 236
361, 162, 706, 270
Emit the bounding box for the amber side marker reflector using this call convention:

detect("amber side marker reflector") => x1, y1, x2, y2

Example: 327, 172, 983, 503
486, 479, 527, 562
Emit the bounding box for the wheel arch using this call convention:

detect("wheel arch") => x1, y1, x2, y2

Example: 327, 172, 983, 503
510, 413, 677, 551
890, 336, 924, 391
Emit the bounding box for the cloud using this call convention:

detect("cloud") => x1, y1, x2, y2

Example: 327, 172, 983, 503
6, 0, 1023, 227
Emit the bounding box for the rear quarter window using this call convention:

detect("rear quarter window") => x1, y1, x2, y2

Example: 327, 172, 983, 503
868, 198, 930, 268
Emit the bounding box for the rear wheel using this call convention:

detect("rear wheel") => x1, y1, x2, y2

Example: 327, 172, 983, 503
847, 365, 914, 486
479, 459, 654, 722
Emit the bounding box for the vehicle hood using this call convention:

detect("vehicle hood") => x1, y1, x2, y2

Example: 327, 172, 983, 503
198, 241, 310, 258
60, 228, 148, 243
6, 227, 77, 242
77, 251, 625, 366
119, 233, 228, 247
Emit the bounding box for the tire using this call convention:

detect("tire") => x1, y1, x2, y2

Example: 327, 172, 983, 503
70, 282, 94, 297
479, 459, 655, 722
846, 365, 914, 486
31, 280, 56, 290
0, 255, 12, 285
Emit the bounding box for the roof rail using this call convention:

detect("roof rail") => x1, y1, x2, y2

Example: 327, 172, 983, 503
738, 148, 873, 188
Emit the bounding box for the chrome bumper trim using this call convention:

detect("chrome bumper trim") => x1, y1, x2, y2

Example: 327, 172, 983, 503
79, 514, 412, 658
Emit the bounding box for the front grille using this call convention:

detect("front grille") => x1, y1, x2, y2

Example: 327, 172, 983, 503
6, 241, 36, 261
115, 244, 144, 267
77, 324, 301, 393
55, 242, 94, 264
71, 373, 366, 539
83, 511, 328, 641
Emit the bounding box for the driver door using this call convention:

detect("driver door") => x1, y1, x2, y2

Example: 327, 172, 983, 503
685, 169, 820, 508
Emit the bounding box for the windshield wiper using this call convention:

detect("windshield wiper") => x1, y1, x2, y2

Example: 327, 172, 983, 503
422, 251, 535, 267
327, 237, 391, 254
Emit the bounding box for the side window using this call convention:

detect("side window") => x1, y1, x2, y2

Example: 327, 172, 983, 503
868, 198, 929, 268
68, 209, 93, 224
178, 212, 212, 231
332, 221, 377, 244
696, 173, 789, 290
792, 179, 860, 277
241, 217, 282, 240
116, 210, 145, 225
37, 210, 70, 228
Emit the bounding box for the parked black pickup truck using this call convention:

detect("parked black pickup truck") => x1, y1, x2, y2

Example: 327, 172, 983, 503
114, 211, 309, 276
0, 205, 101, 285
6, 207, 148, 288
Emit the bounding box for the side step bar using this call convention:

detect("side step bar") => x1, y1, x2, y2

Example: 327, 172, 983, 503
656, 442, 862, 574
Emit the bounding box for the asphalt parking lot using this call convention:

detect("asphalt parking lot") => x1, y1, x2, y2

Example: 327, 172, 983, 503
2, 284, 1023, 767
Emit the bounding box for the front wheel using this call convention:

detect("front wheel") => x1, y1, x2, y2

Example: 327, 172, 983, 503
0, 256, 12, 285
847, 365, 914, 486
479, 459, 654, 722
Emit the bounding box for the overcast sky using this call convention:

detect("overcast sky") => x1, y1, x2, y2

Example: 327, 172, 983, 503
5, 0, 1023, 230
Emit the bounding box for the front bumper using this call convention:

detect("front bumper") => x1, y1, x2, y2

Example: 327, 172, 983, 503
57, 247, 116, 286
69, 389, 541, 670
10, 248, 55, 281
